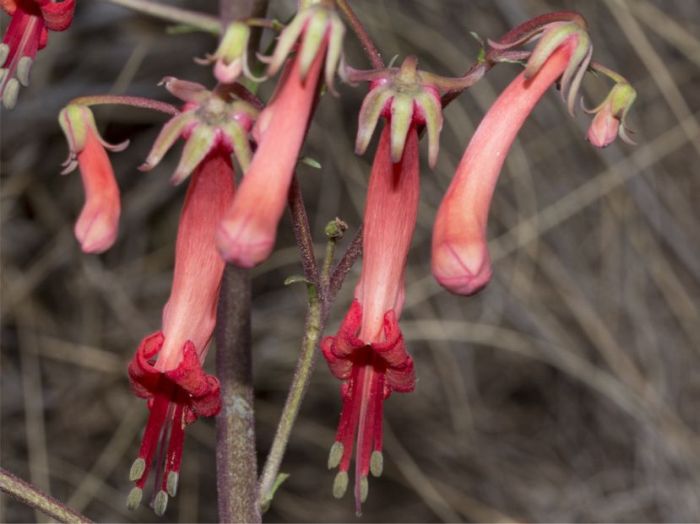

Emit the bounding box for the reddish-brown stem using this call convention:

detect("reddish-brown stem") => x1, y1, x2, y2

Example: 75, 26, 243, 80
288, 176, 320, 285
214, 2, 267, 524
328, 225, 363, 305
215, 265, 259, 524
69, 95, 179, 115
0, 468, 92, 523
335, 0, 384, 69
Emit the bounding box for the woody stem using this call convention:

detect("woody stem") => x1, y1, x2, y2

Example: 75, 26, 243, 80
0, 468, 92, 523
214, 2, 267, 524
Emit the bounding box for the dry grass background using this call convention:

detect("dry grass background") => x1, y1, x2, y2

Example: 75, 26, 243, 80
2, 0, 700, 522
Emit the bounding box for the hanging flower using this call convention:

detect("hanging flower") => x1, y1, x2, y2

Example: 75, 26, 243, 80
58, 104, 127, 254
322, 124, 419, 515
216, 31, 325, 268
432, 20, 593, 295
1, 0, 75, 108
126, 151, 234, 516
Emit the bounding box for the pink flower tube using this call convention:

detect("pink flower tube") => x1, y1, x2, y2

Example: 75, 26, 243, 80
217, 47, 325, 268
432, 37, 580, 295
322, 125, 419, 514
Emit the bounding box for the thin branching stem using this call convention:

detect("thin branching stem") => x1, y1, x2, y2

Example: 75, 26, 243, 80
258, 219, 346, 511
335, 0, 384, 69
69, 95, 179, 115
0, 468, 92, 523
288, 176, 320, 286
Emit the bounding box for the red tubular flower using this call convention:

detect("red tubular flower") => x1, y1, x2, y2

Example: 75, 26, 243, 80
0, 0, 75, 108
126, 151, 234, 516
216, 47, 324, 268
432, 25, 590, 296
322, 125, 419, 514
59, 104, 127, 254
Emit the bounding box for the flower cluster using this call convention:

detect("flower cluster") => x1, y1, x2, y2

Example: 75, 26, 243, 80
40, 2, 639, 518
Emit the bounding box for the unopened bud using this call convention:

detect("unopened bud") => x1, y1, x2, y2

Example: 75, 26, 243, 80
324, 219, 348, 241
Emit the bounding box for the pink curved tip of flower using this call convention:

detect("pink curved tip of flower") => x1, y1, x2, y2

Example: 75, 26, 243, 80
431, 239, 492, 296
74, 201, 119, 254
216, 218, 275, 269
587, 109, 619, 148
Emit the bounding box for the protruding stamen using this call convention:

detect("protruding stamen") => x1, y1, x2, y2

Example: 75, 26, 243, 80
126, 487, 143, 510
327, 441, 344, 469
129, 458, 146, 481
17, 56, 32, 87
3, 78, 19, 109
359, 475, 369, 503
0, 44, 9, 66
370, 450, 383, 477
332, 471, 348, 499
166, 471, 179, 498
153, 490, 168, 516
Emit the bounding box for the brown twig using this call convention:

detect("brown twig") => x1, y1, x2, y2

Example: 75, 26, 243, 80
69, 95, 179, 116
335, 0, 384, 69
215, 266, 259, 524
328, 225, 363, 305
0, 468, 92, 523
214, 2, 268, 523
288, 176, 320, 285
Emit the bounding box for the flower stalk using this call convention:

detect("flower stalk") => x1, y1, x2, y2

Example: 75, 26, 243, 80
0, 468, 92, 524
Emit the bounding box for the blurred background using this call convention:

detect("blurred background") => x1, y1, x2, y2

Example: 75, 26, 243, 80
2, 0, 699, 522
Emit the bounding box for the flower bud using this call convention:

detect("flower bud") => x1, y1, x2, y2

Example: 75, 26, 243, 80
196, 22, 262, 84
58, 104, 126, 253
586, 81, 637, 147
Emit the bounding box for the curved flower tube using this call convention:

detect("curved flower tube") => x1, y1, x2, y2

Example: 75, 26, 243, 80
59, 104, 127, 254
432, 32, 587, 295
216, 45, 324, 268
